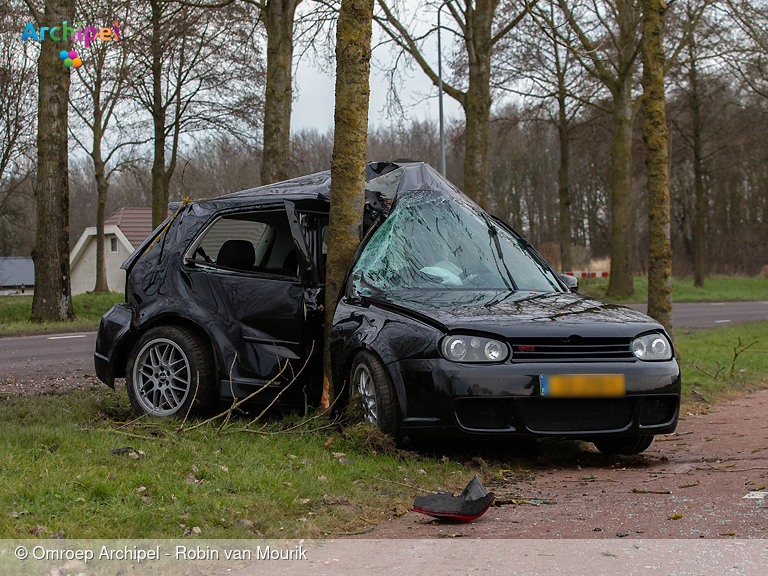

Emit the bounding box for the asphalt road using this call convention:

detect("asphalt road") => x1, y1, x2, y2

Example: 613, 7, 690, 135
0, 331, 99, 395
627, 300, 768, 328
1, 302, 767, 386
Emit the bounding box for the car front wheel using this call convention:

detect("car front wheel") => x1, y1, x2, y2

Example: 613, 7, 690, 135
350, 351, 398, 438
126, 326, 215, 418
593, 435, 654, 456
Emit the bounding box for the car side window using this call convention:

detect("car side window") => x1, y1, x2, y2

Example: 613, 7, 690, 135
192, 210, 299, 277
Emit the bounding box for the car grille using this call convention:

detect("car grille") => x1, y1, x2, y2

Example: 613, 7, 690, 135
509, 337, 635, 362
524, 399, 633, 432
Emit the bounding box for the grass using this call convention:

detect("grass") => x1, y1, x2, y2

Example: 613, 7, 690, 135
579, 276, 768, 304
0, 292, 124, 336
0, 387, 473, 540
0, 319, 765, 540
676, 320, 768, 411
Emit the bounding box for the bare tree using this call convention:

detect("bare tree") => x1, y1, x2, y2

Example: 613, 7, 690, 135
132, 0, 265, 227
323, 0, 374, 404
24, 0, 76, 321
375, 0, 536, 209
0, 5, 37, 230
69, 0, 143, 292
497, 2, 599, 271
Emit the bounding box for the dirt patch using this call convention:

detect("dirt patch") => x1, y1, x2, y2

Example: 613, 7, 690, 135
352, 391, 768, 539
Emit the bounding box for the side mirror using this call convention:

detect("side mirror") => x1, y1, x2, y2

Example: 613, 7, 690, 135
560, 274, 578, 292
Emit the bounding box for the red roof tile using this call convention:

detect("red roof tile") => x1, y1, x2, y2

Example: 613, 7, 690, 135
105, 207, 172, 249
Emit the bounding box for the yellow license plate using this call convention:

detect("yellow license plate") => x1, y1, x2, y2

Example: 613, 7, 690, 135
540, 374, 626, 398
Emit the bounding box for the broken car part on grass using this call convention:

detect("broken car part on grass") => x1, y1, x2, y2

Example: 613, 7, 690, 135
94, 162, 680, 454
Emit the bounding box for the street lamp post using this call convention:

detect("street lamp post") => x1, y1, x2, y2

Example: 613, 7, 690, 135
437, 0, 449, 176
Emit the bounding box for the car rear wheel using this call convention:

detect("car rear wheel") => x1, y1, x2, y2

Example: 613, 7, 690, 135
593, 435, 654, 456
350, 351, 398, 438
126, 326, 215, 418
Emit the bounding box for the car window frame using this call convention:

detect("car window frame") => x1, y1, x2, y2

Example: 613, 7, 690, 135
182, 205, 302, 281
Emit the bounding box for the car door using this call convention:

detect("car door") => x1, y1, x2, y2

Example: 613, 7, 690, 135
183, 205, 317, 401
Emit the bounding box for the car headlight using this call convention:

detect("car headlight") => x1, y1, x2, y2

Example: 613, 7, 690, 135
441, 335, 509, 363
631, 333, 672, 361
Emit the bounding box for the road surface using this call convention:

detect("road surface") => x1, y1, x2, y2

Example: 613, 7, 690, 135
1, 302, 766, 393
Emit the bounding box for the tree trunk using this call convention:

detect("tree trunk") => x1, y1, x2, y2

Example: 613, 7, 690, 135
461, 0, 493, 209
689, 36, 706, 288
605, 81, 636, 298
30, 0, 76, 322
260, 0, 298, 185
641, 0, 674, 339
557, 94, 572, 273
322, 0, 374, 404
150, 0, 168, 229
93, 156, 110, 293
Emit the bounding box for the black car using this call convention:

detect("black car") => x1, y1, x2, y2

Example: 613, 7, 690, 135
95, 161, 680, 454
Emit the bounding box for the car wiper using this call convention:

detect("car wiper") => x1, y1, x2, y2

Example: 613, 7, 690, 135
481, 213, 517, 292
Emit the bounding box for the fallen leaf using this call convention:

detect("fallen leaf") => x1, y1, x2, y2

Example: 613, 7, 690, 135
719, 531, 736, 536
318, 475, 327, 482
668, 513, 683, 520
287, 454, 297, 460
324, 437, 334, 447
129, 452, 139, 460
192, 527, 201, 534
235, 519, 254, 527
332, 452, 346, 459
191, 464, 199, 473
138, 450, 146, 456
134, 486, 147, 493
300, 499, 311, 505
29, 524, 46, 535
417, 469, 427, 475
220, 465, 228, 472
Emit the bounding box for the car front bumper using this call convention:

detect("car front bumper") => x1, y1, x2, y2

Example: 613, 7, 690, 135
390, 357, 681, 439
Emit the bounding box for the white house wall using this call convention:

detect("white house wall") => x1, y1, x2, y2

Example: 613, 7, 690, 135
71, 232, 132, 295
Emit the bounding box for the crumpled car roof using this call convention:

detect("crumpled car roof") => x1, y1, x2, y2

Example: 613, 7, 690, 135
168, 161, 469, 216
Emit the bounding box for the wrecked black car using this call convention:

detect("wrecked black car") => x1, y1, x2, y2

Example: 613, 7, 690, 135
95, 162, 680, 455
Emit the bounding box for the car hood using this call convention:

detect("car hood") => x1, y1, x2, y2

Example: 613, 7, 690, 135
366, 290, 661, 338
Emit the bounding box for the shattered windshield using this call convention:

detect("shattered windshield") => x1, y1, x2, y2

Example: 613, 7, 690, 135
352, 190, 565, 295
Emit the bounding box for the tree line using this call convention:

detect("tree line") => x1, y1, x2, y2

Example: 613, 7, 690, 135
1, 0, 767, 334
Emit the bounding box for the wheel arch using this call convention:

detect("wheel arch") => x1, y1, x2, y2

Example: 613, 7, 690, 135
338, 344, 407, 418
119, 314, 222, 389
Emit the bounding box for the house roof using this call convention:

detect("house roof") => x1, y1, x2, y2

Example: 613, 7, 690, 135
0, 257, 34, 287
105, 207, 170, 249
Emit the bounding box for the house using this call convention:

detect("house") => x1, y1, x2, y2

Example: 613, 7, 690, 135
70, 207, 168, 295
0, 257, 34, 296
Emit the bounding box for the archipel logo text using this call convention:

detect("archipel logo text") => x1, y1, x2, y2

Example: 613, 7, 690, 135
22, 21, 121, 48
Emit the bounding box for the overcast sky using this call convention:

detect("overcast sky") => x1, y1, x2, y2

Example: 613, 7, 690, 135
290, 19, 465, 132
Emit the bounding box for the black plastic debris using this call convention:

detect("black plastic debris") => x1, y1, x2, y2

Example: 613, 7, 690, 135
109, 447, 133, 455
412, 474, 495, 522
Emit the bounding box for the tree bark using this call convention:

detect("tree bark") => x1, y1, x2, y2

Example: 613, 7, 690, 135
557, 87, 572, 273
641, 0, 674, 339
605, 80, 636, 298
688, 35, 706, 288
461, 0, 494, 209
322, 0, 374, 404
150, 0, 168, 229
260, 0, 299, 185
93, 154, 110, 293
30, 0, 76, 322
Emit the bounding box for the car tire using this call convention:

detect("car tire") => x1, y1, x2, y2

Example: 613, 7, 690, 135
593, 435, 654, 456
349, 351, 399, 438
126, 325, 216, 418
